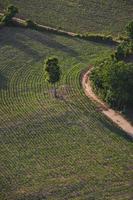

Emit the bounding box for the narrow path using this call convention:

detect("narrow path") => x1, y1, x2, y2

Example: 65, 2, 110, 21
82, 68, 133, 138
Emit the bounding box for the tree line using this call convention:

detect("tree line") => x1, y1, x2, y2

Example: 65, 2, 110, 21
90, 21, 133, 111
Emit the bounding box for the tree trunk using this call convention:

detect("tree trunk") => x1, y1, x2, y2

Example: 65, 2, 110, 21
53, 84, 57, 98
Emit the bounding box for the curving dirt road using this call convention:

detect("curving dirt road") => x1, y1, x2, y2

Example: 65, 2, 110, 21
82, 68, 133, 138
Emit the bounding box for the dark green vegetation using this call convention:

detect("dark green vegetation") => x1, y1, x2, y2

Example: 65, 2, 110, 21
0, 0, 133, 35
0, 5, 18, 25
113, 24, 133, 61
90, 58, 133, 109
0, 26, 132, 200
114, 40, 133, 61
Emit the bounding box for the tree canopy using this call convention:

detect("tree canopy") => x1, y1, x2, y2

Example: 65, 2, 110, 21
90, 58, 133, 110
45, 57, 60, 84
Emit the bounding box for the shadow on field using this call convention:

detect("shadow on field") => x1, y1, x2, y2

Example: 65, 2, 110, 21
99, 117, 133, 142
0, 27, 79, 60
0, 29, 42, 61
23, 29, 79, 57
88, 39, 118, 48
0, 73, 7, 90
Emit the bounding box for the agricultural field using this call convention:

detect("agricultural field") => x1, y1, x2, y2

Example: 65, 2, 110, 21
0, 26, 133, 200
0, 0, 133, 35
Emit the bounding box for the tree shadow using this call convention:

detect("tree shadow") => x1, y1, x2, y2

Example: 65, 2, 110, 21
23, 29, 79, 57
78, 37, 118, 48
0, 73, 8, 90
123, 106, 133, 125
0, 28, 42, 61
98, 117, 133, 142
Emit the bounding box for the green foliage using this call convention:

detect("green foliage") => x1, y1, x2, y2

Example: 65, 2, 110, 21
126, 21, 133, 39
45, 57, 61, 85
5, 5, 18, 16
90, 58, 133, 109
1, 5, 18, 25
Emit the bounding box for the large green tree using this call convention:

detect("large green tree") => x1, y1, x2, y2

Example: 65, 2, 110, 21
45, 57, 61, 98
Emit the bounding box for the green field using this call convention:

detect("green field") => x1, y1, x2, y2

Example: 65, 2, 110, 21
0, 0, 133, 35
0, 26, 132, 200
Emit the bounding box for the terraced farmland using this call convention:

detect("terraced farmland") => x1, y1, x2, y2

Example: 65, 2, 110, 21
0, 26, 132, 200
0, 0, 133, 35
